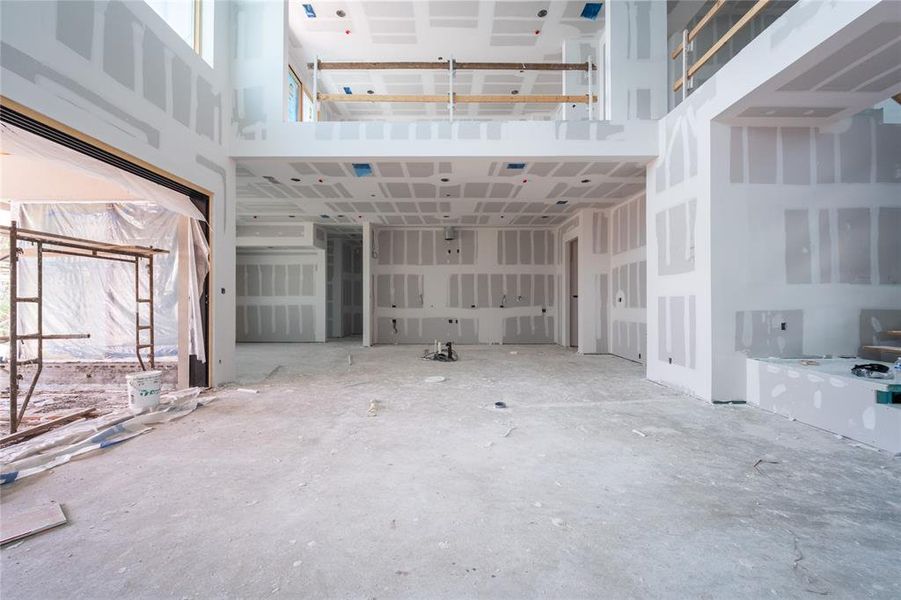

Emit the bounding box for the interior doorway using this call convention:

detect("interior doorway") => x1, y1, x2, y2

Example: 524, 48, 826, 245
326, 229, 363, 340
567, 237, 579, 348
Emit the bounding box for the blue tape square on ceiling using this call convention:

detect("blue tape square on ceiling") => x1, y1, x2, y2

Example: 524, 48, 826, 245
352, 163, 373, 177
581, 3, 602, 20
507, 163, 527, 170
343, 86, 353, 94
303, 4, 316, 18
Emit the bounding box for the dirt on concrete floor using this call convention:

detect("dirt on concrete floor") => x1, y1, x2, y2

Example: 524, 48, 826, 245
1, 341, 900, 599
0, 361, 178, 430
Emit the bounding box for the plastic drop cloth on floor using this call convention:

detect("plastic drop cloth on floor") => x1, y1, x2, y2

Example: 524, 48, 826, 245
0, 388, 216, 485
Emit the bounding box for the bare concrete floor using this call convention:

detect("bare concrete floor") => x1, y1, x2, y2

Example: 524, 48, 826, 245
2, 341, 900, 599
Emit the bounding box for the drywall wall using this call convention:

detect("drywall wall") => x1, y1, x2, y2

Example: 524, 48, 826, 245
646, 87, 711, 400
609, 194, 648, 363
605, 0, 668, 121
371, 227, 557, 345
710, 110, 901, 401
0, 0, 235, 383
327, 238, 363, 338
236, 249, 326, 343
553, 195, 648, 360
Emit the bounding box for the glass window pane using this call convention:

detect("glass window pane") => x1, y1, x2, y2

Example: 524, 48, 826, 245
145, 1, 195, 50
288, 70, 300, 122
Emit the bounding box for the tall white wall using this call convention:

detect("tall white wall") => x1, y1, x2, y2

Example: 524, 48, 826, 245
371, 227, 557, 345
0, 0, 235, 384
605, 0, 668, 122
710, 111, 901, 401
608, 194, 648, 362
647, 98, 712, 399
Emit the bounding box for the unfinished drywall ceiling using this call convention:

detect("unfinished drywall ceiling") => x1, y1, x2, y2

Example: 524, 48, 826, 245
716, 7, 901, 125
288, 1, 606, 120
236, 156, 647, 226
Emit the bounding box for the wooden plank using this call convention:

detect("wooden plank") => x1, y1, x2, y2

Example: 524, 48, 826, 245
863, 346, 901, 352
885, 331, 901, 337
672, 0, 727, 59
1, 503, 67, 545
310, 61, 593, 71
0, 408, 95, 446
674, 0, 771, 92
318, 94, 598, 104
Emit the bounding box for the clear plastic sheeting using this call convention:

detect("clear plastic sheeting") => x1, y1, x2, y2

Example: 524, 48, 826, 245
14, 202, 209, 362
0, 388, 214, 485
0, 123, 205, 221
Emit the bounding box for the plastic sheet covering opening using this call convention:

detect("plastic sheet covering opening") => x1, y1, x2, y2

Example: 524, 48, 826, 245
12, 202, 210, 363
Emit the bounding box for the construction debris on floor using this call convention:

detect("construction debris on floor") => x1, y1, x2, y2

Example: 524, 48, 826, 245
0, 387, 215, 484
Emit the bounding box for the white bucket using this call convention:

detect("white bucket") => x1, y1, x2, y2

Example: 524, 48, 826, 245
126, 370, 162, 413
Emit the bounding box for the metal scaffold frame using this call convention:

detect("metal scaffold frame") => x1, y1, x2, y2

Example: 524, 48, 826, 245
1, 221, 168, 433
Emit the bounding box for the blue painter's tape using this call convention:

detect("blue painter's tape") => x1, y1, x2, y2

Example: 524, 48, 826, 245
303, 4, 316, 18
352, 163, 373, 177
1, 471, 19, 485
343, 86, 353, 95
507, 163, 526, 170
581, 3, 602, 20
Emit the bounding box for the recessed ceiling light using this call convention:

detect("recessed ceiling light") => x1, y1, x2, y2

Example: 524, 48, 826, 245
336, 9, 345, 17
291, 177, 301, 182
440, 177, 449, 182
511, 90, 519, 95
537, 9, 548, 17
366, 89, 374, 95
252, 215, 258, 219
581, 179, 590, 183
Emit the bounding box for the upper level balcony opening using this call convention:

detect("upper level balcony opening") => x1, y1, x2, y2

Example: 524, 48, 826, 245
667, 0, 799, 108
286, 1, 609, 122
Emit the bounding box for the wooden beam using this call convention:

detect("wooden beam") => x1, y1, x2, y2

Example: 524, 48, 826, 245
672, 0, 727, 59
894, 93, 901, 105
674, 0, 771, 92
318, 94, 598, 104
309, 61, 594, 71
0, 408, 95, 447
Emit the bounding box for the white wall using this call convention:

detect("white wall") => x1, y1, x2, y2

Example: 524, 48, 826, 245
556, 197, 648, 360
0, 0, 235, 384
371, 227, 557, 345
608, 194, 648, 362
236, 248, 326, 343
710, 111, 901, 401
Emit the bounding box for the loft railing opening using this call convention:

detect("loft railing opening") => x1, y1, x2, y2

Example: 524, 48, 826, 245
671, 0, 798, 104
304, 59, 603, 123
